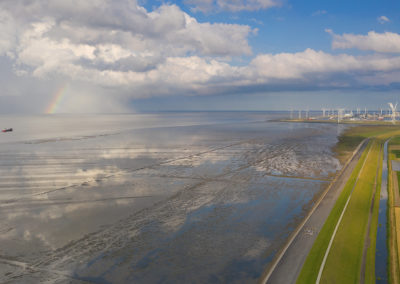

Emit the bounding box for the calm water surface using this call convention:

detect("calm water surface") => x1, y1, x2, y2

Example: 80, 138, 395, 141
376, 140, 389, 283
0, 112, 344, 283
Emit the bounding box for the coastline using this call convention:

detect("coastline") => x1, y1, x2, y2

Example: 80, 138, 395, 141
260, 129, 369, 283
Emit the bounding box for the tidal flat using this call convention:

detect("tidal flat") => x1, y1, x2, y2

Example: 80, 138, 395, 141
0, 112, 344, 283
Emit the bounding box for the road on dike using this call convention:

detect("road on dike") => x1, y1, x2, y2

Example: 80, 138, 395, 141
262, 138, 369, 284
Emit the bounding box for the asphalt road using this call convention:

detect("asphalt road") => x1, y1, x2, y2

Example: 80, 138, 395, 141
263, 139, 369, 284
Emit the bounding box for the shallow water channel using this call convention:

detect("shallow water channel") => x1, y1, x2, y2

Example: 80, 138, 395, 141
376, 140, 389, 283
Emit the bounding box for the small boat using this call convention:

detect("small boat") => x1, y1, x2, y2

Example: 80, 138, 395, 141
2, 128, 12, 132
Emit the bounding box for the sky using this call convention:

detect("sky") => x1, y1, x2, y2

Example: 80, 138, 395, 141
0, 0, 400, 113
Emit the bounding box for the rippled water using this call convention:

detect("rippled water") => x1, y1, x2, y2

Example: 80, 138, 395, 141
0, 112, 344, 283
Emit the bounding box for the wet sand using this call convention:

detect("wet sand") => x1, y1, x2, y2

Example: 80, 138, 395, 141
264, 138, 368, 284
0, 113, 343, 283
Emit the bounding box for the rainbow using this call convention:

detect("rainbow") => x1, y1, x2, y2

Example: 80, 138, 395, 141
45, 84, 69, 114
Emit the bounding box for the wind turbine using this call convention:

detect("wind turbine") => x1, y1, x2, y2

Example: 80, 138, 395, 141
388, 102, 398, 123
337, 108, 345, 123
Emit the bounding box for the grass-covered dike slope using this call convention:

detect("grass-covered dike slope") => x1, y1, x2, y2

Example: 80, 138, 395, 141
333, 125, 400, 164
297, 125, 400, 284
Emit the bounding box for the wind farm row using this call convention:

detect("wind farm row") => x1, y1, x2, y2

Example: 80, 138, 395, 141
289, 102, 399, 123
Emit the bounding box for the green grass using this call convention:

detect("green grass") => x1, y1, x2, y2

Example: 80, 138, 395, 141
320, 140, 381, 283
296, 141, 372, 284
339, 125, 400, 139
333, 134, 365, 163
397, 172, 400, 192
333, 125, 399, 163
297, 128, 400, 284
392, 150, 400, 159
388, 137, 400, 284
281, 119, 400, 126
365, 143, 383, 284
390, 135, 400, 145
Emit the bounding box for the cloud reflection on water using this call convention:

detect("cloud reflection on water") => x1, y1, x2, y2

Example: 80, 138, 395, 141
0, 114, 344, 283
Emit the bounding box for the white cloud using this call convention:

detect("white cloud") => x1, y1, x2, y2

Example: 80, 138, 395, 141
95, 44, 133, 64
47, 50, 400, 96
1, 0, 254, 89
1, 0, 253, 60
312, 10, 327, 16
248, 49, 400, 86
0, 10, 17, 57
2, 1, 400, 113
329, 30, 400, 53
378, 15, 390, 24
185, 0, 214, 12
217, 0, 279, 12
185, 0, 280, 12
249, 49, 360, 80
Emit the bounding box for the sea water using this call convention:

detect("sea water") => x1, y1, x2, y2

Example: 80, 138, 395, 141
0, 112, 343, 283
